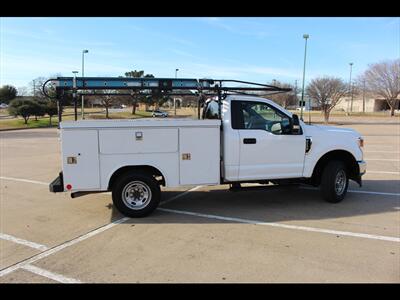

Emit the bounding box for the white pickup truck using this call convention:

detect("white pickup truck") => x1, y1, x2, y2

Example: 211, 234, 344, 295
50, 95, 366, 217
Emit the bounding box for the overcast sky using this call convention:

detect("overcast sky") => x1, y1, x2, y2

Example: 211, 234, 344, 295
1, 17, 399, 91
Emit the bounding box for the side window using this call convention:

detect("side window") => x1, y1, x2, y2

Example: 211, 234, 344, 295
203, 100, 219, 119
231, 100, 292, 135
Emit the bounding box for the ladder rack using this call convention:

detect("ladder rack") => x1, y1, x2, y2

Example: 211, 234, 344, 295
42, 77, 291, 123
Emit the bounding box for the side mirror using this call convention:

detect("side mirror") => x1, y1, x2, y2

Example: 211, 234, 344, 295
292, 114, 301, 134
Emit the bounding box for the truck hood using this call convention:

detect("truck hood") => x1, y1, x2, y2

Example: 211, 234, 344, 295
303, 124, 362, 138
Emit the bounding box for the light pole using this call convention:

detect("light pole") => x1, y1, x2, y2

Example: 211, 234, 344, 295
362, 78, 366, 113
174, 69, 179, 115
300, 34, 309, 121
81, 49, 89, 119
72, 71, 79, 121
350, 63, 354, 113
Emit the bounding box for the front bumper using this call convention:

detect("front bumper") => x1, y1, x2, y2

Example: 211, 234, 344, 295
358, 160, 367, 176
355, 160, 367, 186
49, 172, 64, 193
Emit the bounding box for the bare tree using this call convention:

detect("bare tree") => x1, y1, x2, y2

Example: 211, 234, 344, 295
17, 86, 29, 97
266, 81, 297, 109
306, 76, 348, 123
98, 90, 118, 119
360, 59, 400, 116
124, 70, 155, 114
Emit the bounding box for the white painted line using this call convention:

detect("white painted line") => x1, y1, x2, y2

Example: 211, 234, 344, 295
348, 190, 400, 196
0, 217, 130, 278
0, 176, 48, 186
158, 208, 400, 243
367, 171, 400, 175
364, 151, 400, 153
0, 233, 49, 251
160, 185, 203, 206
21, 264, 82, 283
299, 186, 399, 197
366, 159, 400, 162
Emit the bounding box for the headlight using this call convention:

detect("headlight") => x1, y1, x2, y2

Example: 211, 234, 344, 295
358, 137, 364, 148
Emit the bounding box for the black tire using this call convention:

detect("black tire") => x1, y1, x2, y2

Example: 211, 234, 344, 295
320, 160, 349, 203
112, 172, 160, 217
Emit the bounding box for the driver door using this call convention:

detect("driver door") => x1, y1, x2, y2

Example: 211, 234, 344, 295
233, 100, 306, 180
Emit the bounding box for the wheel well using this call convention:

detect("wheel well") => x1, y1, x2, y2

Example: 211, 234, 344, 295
311, 150, 359, 186
108, 165, 165, 190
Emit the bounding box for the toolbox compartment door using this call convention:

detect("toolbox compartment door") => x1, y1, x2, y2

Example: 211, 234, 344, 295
179, 127, 220, 185
99, 128, 178, 154
61, 129, 100, 190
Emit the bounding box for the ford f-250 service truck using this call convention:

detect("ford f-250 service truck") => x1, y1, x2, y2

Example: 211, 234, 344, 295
49, 95, 366, 217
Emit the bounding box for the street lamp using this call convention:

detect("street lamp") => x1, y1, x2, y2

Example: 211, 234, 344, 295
81, 49, 89, 119
300, 34, 309, 121
72, 71, 79, 121
174, 69, 179, 115
349, 62, 354, 114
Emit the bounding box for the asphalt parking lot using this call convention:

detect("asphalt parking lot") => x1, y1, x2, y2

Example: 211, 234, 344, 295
0, 123, 399, 283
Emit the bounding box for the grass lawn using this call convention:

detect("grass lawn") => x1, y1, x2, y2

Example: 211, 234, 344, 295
1, 106, 398, 131
0, 110, 153, 130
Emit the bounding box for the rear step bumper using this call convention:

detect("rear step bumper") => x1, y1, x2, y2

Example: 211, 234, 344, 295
49, 172, 64, 193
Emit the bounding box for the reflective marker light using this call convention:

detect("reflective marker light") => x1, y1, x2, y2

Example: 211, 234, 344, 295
358, 137, 364, 148
66, 184, 72, 190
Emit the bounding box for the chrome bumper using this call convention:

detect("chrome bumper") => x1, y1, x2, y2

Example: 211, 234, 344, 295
358, 160, 367, 176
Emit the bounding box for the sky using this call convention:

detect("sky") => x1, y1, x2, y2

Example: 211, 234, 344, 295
1, 17, 399, 92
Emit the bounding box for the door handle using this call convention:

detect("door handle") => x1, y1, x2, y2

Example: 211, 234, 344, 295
243, 138, 257, 144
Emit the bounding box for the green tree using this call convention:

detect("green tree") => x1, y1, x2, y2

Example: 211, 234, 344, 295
32, 100, 47, 121
8, 98, 37, 124
45, 101, 58, 125
0, 85, 18, 104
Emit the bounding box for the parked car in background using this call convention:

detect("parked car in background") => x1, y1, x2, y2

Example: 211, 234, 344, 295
152, 110, 168, 118
0, 103, 9, 109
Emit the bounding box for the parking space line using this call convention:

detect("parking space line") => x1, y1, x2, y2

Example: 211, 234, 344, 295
299, 186, 400, 197
160, 186, 203, 206
366, 159, 400, 162
158, 208, 400, 243
347, 190, 400, 196
21, 264, 82, 283
367, 171, 400, 175
364, 151, 400, 153
0, 217, 130, 278
0, 176, 48, 186
0, 233, 49, 251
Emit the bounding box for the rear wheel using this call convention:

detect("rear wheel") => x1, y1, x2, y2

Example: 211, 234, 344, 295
112, 172, 160, 217
320, 160, 349, 203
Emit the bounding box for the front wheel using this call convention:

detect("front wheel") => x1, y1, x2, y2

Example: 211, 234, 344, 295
112, 172, 160, 217
320, 161, 349, 203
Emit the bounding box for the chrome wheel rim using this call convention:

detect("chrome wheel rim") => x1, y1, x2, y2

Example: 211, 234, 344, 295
335, 170, 346, 195
122, 181, 152, 210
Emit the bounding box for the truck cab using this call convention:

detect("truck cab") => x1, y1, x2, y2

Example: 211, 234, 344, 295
202, 95, 365, 188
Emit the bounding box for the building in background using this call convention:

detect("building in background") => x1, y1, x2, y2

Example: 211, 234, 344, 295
334, 95, 400, 113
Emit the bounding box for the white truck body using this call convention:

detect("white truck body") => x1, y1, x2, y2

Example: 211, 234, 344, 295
60, 119, 221, 191
51, 95, 366, 217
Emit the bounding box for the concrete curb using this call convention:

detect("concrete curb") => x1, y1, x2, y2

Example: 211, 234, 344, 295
0, 126, 57, 132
